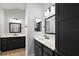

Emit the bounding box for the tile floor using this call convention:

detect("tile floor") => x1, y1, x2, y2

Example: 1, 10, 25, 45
0, 48, 26, 56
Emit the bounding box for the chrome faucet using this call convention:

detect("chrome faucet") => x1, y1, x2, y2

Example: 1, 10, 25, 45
13, 33, 17, 37
44, 35, 49, 39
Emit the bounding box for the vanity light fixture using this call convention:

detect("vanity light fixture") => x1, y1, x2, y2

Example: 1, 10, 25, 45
9, 18, 21, 23
45, 4, 55, 16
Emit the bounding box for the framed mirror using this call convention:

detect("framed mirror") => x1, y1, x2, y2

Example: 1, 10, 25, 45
45, 15, 55, 34
9, 23, 21, 33
34, 19, 42, 32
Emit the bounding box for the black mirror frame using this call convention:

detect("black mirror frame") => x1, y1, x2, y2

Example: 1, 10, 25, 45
9, 23, 21, 33
45, 15, 55, 34
34, 20, 42, 32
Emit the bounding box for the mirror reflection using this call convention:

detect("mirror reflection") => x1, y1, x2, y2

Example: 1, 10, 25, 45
34, 19, 42, 31
45, 15, 55, 34
9, 23, 21, 33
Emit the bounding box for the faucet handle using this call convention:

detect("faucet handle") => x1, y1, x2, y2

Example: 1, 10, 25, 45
44, 35, 49, 39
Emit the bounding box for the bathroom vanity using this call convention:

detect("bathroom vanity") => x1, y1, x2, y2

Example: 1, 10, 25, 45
34, 4, 55, 56
34, 38, 55, 56
0, 36, 25, 52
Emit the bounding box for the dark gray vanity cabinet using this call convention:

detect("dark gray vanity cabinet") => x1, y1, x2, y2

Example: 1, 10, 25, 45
34, 40, 42, 56
43, 45, 54, 56
10, 37, 24, 49
7, 37, 18, 50
19, 37, 25, 48
1, 38, 8, 51
0, 39, 1, 51
34, 44, 42, 56
1, 36, 25, 51
43, 51, 49, 56
34, 39, 54, 56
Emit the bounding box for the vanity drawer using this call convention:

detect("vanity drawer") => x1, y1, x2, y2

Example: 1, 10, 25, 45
43, 45, 54, 56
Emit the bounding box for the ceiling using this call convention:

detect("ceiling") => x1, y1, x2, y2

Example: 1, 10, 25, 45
0, 3, 26, 10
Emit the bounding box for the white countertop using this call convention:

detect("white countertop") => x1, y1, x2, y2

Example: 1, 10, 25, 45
0, 35, 25, 38
34, 37, 55, 51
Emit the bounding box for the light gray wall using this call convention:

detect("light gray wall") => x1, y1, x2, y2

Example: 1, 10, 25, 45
4, 9, 25, 35
25, 3, 44, 55
0, 8, 4, 35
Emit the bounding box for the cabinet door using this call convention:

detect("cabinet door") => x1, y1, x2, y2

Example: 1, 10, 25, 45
14, 37, 25, 48
0, 39, 1, 51
7, 37, 25, 50
35, 44, 42, 56
43, 45, 54, 56
14, 37, 20, 49
7, 38, 16, 50
43, 51, 49, 56
34, 40, 43, 56
19, 37, 25, 48
35, 45, 39, 56
2, 38, 8, 51
34, 42, 37, 56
